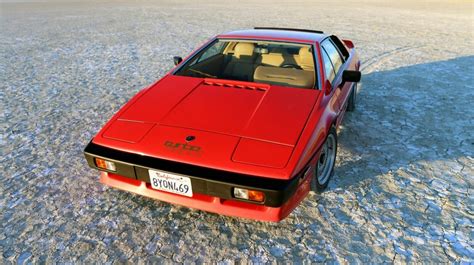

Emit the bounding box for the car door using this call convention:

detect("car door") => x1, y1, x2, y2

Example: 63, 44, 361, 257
321, 39, 351, 113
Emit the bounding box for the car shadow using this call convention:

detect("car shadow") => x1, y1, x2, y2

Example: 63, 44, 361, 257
285, 56, 473, 262
328, 55, 473, 192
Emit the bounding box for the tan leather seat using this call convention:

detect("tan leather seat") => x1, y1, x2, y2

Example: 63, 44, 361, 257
253, 66, 315, 88
260, 53, 299, 67
223, 43, 256, 81
261, 47, 314, 71
296, 47, 314, 71
261, 53, 286, 67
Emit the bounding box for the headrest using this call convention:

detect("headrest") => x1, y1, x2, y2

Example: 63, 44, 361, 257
299, 47, 313, 64
234, 43, 255, 58
261, 53, 285, 66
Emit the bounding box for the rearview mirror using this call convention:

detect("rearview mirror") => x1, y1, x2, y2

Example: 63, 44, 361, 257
342, 70, 361, 83
173, 56, 183, 66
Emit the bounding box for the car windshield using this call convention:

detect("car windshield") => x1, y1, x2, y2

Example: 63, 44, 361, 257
174, 39, 316, 89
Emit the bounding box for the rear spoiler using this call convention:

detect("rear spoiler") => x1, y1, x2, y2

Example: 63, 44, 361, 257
342, 39, 355, 49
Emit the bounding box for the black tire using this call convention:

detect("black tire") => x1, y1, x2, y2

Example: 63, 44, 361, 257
311, 127, 338, 192
346, 83, 357, 112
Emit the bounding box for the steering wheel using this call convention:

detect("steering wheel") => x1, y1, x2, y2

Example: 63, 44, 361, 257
281, 63, 302, 69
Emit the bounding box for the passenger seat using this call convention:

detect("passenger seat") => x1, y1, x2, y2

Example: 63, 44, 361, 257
253, 66, 315, 88
296, 47, 314, 71
260, 53, 287, 67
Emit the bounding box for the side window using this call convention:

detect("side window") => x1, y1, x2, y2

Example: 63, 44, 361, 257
321, 48, 336, 84
197, 41, 226, 63
321, 40, 344, 76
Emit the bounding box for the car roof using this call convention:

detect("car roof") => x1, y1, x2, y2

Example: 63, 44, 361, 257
218, 28, 327, 44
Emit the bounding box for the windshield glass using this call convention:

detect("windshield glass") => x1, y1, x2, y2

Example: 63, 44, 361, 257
174, 39, 316, 89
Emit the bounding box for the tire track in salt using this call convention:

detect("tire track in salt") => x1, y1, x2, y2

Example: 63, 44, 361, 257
360, 46, 422, 73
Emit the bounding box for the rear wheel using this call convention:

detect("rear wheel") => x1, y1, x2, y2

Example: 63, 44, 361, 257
311, 127, 337, 192
346, 83, 357, 112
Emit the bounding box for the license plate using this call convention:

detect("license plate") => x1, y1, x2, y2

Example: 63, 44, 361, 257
148, 169, 193, 197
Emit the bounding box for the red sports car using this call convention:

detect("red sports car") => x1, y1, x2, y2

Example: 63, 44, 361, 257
84, 27, 361, 222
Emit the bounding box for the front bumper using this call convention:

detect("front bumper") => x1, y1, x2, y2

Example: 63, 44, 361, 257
100, 172, 311, 222
84, 141, 310, 221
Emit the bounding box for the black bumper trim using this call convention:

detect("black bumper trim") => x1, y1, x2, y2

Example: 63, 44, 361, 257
84, 141, 302, 207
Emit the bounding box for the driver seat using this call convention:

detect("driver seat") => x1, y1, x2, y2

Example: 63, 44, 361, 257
222, 43, 256, 81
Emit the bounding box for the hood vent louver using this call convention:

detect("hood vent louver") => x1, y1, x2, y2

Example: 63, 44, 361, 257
203, 78, 269, 92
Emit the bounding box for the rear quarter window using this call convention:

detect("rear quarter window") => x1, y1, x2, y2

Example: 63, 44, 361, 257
321, 40, 344, 76
329, 36, 349, 60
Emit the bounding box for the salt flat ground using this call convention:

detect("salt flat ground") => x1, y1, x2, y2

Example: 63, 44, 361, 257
1, 0, 473, 263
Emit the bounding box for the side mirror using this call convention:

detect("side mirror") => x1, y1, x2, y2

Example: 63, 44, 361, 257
342, 70, 361, 83
173, 56, 183, 66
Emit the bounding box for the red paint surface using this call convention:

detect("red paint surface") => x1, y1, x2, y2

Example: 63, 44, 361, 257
90, 29, 360, 221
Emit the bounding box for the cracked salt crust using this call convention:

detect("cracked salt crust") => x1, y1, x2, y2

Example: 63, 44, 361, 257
1, 0, 473, 263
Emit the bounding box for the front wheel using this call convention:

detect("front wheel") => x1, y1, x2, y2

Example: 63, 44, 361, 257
311, 127, 337, 192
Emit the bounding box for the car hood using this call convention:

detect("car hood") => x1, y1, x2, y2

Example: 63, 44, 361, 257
117, 75, 318, 145
94, 75, 319, 178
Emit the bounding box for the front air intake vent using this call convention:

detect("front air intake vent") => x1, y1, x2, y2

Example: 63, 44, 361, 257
203, 78, 269, 92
